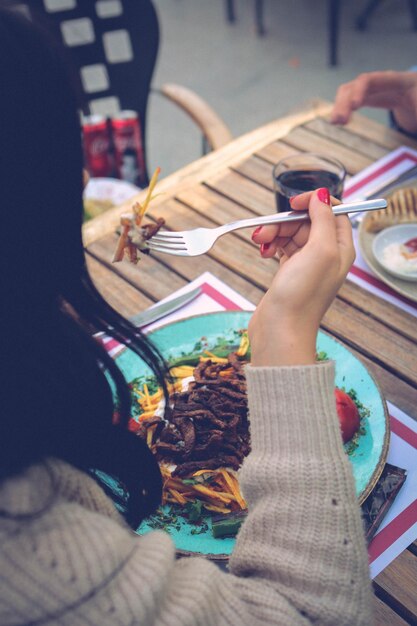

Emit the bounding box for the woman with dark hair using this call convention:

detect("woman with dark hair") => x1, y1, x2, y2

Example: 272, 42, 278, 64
0, 8, 372, 625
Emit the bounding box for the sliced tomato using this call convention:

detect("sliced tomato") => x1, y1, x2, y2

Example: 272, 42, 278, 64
334, 388, 360, 444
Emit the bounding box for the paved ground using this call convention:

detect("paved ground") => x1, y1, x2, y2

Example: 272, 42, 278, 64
147, 0, 417, 178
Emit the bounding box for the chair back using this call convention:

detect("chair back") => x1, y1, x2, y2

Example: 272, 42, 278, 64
3, 0, 160, 184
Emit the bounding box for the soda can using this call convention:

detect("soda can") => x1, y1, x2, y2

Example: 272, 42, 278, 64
82, 114, 113, 178
111, 110, 146, 186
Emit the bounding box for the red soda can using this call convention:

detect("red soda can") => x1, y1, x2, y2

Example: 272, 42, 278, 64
111, 110, 146, 186
82, 114, 113, 178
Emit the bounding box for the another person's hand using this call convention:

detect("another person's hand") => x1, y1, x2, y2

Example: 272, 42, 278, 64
331, 70, 417, 134
249, 188, 355, 367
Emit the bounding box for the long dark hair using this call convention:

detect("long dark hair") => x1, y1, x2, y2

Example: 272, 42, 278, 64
0, 8, 166, 527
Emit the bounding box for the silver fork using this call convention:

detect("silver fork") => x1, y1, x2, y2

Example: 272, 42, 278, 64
146, 198, 387, 257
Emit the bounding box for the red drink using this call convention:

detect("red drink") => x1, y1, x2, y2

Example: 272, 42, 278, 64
82, 114, 113, 178
111, 111, 146, 186
273, 154, 346, 213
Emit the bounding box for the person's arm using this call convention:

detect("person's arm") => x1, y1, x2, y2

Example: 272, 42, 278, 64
19, 190, 372, 624
330, 70, 417, 135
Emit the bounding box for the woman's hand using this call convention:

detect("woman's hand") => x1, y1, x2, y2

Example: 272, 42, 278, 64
331, 70, 417, 134
249, 188, 355, 367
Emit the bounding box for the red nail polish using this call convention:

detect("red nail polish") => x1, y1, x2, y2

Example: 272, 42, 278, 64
289, 195, 296, 207
260, 243, 270, 255
317, 187, 330, 205
251, 226, 263, 241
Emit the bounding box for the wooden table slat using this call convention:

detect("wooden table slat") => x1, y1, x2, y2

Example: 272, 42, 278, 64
256, 140, 302, 164
375, 549, 417, 624
232, 154, 275, 191
346, 111, 417, 151
373, 593, 411, 626
279, 126, 375, 175
206, 169, 276, 214
176, 184, 259, 245
305, 117, 389, 161
339, 281, 417, 345
322, 298, 417, 388
88, 232, 265, 307
85, 255, 153, 318
88, 236, 188, 302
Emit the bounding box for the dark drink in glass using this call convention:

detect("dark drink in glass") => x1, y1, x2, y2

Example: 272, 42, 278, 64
273, 154, 346, 213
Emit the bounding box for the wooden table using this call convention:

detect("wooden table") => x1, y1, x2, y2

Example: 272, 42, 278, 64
83, 100, 417, 626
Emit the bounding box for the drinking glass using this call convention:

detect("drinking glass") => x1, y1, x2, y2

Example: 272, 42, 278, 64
273, 153, 346, 213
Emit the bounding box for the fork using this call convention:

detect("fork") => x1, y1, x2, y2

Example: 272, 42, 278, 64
146, 198, 387, 257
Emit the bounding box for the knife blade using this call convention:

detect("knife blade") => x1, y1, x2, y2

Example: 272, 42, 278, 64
351, 165, 417, 227
129, 286, 202, 327
367, 164, 417, 200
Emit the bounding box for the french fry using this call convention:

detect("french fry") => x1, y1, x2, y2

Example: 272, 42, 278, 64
236, 332, 250, 357
169, 366, 195, 379
139, 410, 159, 422
192, 484, 233, 504
220, 469, 247, 509
168, 488, 188, 505
127, 241, 138, 264
112, 223, 130, 262
113, 167, 161, 261
192, 469, 217, 477
202, 351, 229, 364
203, 503, 231, 514
135, 167, 161, 225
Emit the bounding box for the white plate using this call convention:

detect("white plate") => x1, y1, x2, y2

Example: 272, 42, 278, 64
372, 224, 417, 282
83, 177, 141, 205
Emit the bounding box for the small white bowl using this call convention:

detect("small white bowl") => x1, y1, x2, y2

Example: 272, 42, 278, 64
372, 224, 417, 282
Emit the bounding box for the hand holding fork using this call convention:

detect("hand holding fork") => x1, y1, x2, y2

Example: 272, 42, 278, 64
145, 198, 386, 257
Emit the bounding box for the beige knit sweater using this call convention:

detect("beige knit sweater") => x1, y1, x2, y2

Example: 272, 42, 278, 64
0, 362, 373, 625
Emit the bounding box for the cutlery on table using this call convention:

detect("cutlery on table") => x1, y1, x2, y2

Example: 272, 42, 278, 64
367, 164, 417, 200
350, 165, 417, 227
145, 199, 387, 257
129, 286, 202, 327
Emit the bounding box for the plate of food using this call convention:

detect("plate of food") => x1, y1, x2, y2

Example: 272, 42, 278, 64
372, 223, 417, 281
114, 311, 389, 560
358, 185, 417, 301
83, 177, 140, 221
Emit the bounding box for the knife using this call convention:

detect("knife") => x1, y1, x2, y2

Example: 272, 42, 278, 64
367, 164, 417, 200
129, 286, 202, 327
350, 165, 417, 226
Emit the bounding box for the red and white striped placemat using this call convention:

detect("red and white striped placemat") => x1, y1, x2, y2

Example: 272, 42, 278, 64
343, 146, 417, 318
369, 404, 417, 578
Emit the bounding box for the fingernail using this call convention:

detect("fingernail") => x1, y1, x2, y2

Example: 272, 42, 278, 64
260, 243, 270, 255
317, 187, 330, 205
251, 226, 263, 240
289, 195, 296, 207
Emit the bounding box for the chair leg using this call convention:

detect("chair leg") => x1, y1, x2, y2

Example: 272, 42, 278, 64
407, 0, 417, 29
328, 0, 341, 66
355, 0, 386, 30
226, 0, 236, 23
255, 0, 266, 36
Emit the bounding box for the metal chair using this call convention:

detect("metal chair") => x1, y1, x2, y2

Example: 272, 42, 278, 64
3, 0, 232, 185
224, 0, 342, 66
355, 0, 417, 30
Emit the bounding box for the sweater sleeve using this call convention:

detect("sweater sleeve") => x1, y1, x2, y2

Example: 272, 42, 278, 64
1, 362, 373, 626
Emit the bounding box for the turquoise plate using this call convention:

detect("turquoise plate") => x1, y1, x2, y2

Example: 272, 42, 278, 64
115, 311, 390, 560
